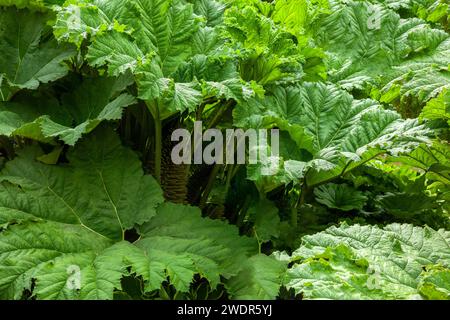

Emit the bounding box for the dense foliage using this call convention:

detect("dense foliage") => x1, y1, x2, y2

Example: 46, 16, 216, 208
0, 0, 449, 300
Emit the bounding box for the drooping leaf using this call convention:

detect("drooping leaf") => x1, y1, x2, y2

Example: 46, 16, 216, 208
247, 198, 281, 242
420, 88, 450, 125
314, 183, 368, 211
0, 95, 68, 143
375, 191, 439, 217
392, 141, 450, 184
0, 75, 136, 145
0, 7, 76, 100
234, 82, 431, 187
41, 75, 136, 145
226, 254, 287, 300
86, 30, 150, 77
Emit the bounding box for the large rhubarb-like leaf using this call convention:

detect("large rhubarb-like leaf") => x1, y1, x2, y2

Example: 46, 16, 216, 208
136, 203, 257, 291
0, 203, 257, 299
0, 75, 136, 145
0, 7, 75, 101
283, 223, 450, 299
420, 89, 450, 125
314, 183, 368, 211
0, 126, 163, 239
55, 0, 249, 119
0, 127, 256, 299
234, 82, 431, 188
314, 0, 450, 107
226, 254, 287, 300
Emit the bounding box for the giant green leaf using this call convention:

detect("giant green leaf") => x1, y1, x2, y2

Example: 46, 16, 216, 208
86, 30, 150, 77
190, 0, 225, 27
0, 127, 257, 299
283, 223, 450, 299
234, 82, 431, 188
41, 75, 136, 145
0, 7, 75, 101
420, 89, 450, 125
418, 266, 450, 300
226, 254, 287, 300
314, 0, 450, 106
0, 204, 257, 299
0, 126, 163, 239
53, 0, 127, 47
136, 203, 257, 291
55, 0, 249, 119
124, 0, 200, 76
79, 0, 204, 108
392, 141, 450, 184
370, 0, 449, 26
224, 6, 305, 85
0, 75, 136, 145
0, 95, 68, 143
314, 183, 368, 211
